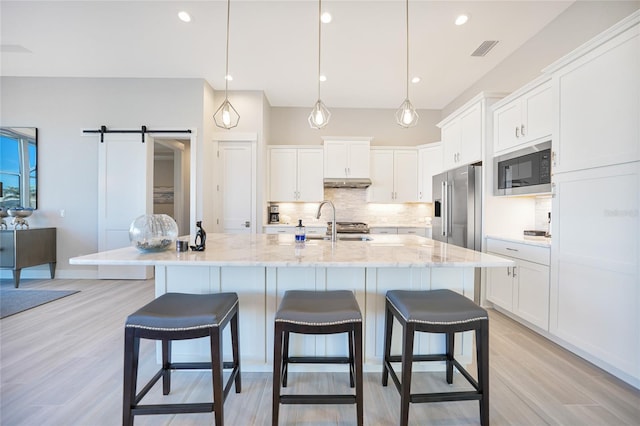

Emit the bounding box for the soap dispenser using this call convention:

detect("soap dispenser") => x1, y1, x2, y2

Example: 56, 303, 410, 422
295, 219, 306, 242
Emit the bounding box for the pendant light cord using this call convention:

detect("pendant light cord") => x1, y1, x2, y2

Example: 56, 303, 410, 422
225, 0, 231, 97
317, 0, 322, 99
405, 0, 409, 100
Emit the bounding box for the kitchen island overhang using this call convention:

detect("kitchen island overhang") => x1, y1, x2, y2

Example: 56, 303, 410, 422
71, 234, 512, 371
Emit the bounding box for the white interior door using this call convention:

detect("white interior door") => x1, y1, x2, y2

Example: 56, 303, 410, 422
219, 141, 255, 233
98, 133, 153, 279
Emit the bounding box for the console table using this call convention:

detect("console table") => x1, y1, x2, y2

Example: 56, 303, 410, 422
0, 228, 57, 288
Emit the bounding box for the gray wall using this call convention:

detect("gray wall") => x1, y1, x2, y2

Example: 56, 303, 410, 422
269, 107, 442, 146
443, 0, 640, 117
0, 77, 210, 278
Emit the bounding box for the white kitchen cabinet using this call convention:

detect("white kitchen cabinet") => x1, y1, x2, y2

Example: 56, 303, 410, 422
486, 238, 550, 331
367, 148, 418, 203
438, 93, 503, 171
417, 142, 442, 202
545, 14, 639, 173
322, 138, 371, 179
269, 147, 323, 202
493, 78, 552, 155
550, 161, 639, 383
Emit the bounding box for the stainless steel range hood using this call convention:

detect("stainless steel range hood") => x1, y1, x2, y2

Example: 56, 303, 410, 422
323, 178, 372, 188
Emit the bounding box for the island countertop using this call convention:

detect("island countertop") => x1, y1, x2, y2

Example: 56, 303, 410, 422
70, 233, 512, 268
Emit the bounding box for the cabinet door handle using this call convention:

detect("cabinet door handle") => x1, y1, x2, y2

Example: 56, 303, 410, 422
520, 124, 525, 136
512, 266, 517, 278
506, 247, 519, 252
515, 126, 520, 138
507, 267, 511, 277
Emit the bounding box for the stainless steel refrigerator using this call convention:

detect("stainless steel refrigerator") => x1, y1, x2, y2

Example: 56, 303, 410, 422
432, 164, 482, 251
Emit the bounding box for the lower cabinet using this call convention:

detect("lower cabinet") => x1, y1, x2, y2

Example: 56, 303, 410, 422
486, 238, 550, 330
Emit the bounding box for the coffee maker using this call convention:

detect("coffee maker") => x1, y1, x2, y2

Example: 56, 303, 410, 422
269, 204, 280, 224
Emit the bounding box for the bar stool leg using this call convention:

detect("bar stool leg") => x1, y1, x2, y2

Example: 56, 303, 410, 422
348, 331, 355, 388
231, 310, 242, 392
211, 327, 224, 426
122, 328, 139, 426
354, 323, 364, 426
272, 323, 284, 426
381, 303, 394, 386
162, 339, 172, 395
281, 331, 289, 387
478, 321, 490, 426
446, 332, 454, 385
400, 323, 415, 426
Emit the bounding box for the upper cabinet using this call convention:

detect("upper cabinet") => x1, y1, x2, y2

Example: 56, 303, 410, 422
367, 148, 418, 203
544, 12, 639, 174
438, 93, 504, 171
417, 143, 443, 202
322, 138, 371, 179
493, 78, 553, 155
269, 146, 324, 202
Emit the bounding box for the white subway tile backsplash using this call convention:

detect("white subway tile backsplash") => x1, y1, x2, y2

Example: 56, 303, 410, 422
272, 188, 432, 226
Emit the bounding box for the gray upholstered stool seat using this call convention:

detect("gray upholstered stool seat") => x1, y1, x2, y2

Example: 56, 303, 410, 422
123, 292, 241, 426
382, 289, 489, 426
272, 290, 363, 426
386, 289, 488, 325
275, 290, 362, 325
126, 292, 239, 331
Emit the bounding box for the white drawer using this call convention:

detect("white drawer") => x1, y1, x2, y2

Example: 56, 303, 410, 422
486, 238, 550, 265
397, 227, 426, 236
263, 226, 294, 234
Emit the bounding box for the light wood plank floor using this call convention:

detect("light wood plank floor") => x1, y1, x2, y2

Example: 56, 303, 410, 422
1, 278, 639, 425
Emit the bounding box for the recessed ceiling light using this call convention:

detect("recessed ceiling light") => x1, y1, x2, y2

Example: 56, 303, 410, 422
225, 74, 233, 81
411, 77, 421, 84
178, 11, 191, 22
455, 14, 469, 26
321, 12, 332, 24
319, 75, 327, 82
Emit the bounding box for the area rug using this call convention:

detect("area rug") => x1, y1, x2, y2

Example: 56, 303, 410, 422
0, 288, 79, 319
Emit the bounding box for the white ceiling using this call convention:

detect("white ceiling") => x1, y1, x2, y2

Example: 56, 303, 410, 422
0, 0, 574, 109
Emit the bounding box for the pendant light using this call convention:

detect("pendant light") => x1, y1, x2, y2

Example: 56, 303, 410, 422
395, 0, 418, 128
214, 0, 240, 129
308, 0, 331, 129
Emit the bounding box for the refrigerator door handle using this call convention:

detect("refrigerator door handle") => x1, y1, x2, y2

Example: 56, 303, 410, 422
442, 181, 448, 237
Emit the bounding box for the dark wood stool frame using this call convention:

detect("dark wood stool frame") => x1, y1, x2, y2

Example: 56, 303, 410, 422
272, 321, 364, 426
122, 303, 241, 426
382, 298, 489, 426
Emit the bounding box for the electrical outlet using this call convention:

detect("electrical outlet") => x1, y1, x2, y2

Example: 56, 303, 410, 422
60, 209, 65, 218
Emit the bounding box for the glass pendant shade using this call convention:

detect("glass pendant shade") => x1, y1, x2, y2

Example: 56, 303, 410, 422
214, 98, 240, 129
395, 98, 419, 128
214, 0, 240, 130
308, 99, 331, 129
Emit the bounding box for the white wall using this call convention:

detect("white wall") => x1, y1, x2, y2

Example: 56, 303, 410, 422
0, 77, 210, 278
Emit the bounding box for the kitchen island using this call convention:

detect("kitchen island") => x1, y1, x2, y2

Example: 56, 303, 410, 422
71, 233, 511, 371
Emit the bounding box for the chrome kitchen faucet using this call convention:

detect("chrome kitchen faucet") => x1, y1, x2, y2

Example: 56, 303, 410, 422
316, 200, 337, 243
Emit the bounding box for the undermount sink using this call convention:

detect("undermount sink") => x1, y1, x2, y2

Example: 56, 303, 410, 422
305, 235, 373, 242
338, 235, 373, 241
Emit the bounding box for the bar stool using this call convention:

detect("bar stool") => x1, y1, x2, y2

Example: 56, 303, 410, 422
122, 292, 241, 426
382, 289, 489, 426
272, 290, 363, 426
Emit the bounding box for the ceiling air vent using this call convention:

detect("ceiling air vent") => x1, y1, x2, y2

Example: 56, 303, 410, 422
471, 40, 499, 57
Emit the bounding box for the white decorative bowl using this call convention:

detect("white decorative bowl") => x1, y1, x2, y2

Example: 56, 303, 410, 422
7, 207, 34, 218
129, 214, 179, 252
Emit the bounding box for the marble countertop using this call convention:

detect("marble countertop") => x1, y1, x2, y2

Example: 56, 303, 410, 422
486, 234, 552, 248
70, 233, 512, 268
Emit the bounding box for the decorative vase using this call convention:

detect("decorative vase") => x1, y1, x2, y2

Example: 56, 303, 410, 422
129, 214, 178, 252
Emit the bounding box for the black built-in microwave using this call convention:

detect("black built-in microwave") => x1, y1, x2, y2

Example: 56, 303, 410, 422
494, 141, 552, 196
